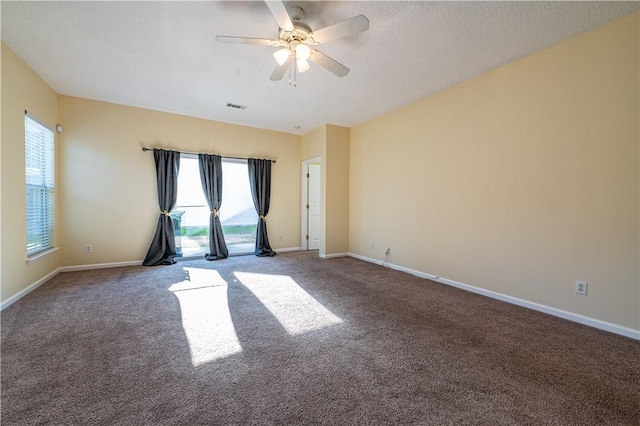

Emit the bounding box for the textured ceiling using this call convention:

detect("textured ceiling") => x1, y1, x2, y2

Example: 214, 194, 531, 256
2, 1, 638, 135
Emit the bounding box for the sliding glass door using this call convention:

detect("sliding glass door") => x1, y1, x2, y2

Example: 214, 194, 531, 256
218, 159, 258, 255
173, 155, 257, 258
173, 155, 208, 258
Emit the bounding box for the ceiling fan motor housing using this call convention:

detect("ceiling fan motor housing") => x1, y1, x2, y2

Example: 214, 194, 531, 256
288, 6, 305, 22
276, 6, 315, 47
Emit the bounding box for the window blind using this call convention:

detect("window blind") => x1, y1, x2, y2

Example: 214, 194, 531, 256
25, 112, 55, 257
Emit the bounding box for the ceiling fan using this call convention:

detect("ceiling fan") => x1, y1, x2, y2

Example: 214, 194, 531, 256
216, 1, 369, 82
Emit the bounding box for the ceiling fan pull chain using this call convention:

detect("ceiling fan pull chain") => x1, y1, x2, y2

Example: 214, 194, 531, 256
289, 60, 297, 87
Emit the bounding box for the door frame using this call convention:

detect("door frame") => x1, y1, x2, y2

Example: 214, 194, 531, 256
301, 156, 322, 251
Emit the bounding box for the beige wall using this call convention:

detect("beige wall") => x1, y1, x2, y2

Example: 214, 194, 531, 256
301, 126, 325, 161
325, 125, 350, 255
350, 13, 639, 329
59, 96, 301, 266
301, 124, 350, 256
1, 43, 61, 302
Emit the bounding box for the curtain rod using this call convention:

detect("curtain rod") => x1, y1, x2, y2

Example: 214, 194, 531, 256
141, 147, 276, 163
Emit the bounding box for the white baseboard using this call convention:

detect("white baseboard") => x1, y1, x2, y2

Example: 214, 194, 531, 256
6, 253, 638, 340
348, 252, 441, 279
320, 252, 349, 259
348, 252, 640, 340
276, 247, 302, 253
1, 267, 61, 311
1, 260, 143, 311
60, 260, 143, 272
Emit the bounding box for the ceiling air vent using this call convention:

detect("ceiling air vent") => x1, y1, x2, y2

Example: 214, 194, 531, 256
226, 102, 247, 110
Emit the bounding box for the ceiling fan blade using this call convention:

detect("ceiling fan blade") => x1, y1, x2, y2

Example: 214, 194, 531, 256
216, 36, 279, 46
310, 15, 369, 44
270, 58, 291, 81
265, 1, 294, 32
309, 50, 350, 77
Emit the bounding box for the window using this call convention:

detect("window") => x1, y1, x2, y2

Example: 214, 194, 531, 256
25, 113, 55, 257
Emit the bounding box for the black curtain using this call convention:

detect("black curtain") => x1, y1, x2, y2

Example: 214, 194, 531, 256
143, 149, 180, 266
248, 159, 276, 257
198, 154, 229, 260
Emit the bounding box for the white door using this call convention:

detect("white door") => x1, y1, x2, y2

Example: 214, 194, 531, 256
308, 163, 321, 250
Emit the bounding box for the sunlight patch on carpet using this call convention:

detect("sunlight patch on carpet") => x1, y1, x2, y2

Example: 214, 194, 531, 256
234, 271, 343, 336
169, 268, 242, 366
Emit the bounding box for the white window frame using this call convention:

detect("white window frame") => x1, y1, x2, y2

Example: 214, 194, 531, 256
25, 111, 56, 259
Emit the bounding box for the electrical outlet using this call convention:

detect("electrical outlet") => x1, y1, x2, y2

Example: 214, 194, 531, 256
278, 234, 283, 241
85, 244, 93, 253
576, 281, 588, 296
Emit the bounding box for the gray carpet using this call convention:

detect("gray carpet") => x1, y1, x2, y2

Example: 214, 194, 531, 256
2, 251, 639, 425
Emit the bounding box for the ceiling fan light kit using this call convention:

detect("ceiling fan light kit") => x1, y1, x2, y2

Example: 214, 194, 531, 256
295, 44, 311, 61
273, 48, 291, 66
217, 0, 369, 86
296, 57, 310, 73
